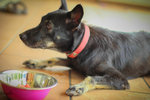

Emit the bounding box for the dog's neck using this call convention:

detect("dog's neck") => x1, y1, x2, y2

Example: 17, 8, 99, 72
67, 24, 90, 58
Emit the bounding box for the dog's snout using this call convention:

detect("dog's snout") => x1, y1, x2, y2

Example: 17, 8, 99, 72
20, 34, 27, 40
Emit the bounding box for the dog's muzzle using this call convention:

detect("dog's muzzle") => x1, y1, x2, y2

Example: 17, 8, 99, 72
19, 34, 27, 41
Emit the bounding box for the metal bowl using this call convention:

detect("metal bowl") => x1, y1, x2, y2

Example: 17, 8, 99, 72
0, 70, 57, 100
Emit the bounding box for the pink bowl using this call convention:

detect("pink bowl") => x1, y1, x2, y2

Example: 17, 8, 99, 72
0, 70, 57, 100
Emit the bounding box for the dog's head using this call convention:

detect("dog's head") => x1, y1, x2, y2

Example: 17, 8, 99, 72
20, 1, 84, 52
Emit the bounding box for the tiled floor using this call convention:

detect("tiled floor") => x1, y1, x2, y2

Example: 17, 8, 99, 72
0, 0, 150, 100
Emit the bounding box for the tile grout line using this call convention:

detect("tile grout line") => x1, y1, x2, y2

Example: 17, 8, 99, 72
142, 77, 150, 89
0, 14, 35, 55
69, 70, 72, 87
0, 32, 19, 55
127, 77, 150, 95
69, 70, 72, 100
127, 90, 150, 95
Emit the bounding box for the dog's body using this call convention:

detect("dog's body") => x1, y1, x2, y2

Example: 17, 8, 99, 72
69, 25, 150, 77
20, 0, 150, 96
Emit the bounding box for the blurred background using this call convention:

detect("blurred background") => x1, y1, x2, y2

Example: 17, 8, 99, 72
0, 0, 150, 100
0, 0, 150, 53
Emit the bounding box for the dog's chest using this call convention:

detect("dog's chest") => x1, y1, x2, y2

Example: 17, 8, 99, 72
69, 58, 95, 75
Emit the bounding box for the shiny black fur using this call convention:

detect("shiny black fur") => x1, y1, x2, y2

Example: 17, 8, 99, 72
70, 26, 150, 78
20, 0, 150, 91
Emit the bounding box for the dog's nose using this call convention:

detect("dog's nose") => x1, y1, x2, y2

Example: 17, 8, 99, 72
19, 34, 27, 40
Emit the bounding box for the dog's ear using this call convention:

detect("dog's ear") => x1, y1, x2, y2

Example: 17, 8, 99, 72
59, 0, 68, 11
66, 4, 84, 28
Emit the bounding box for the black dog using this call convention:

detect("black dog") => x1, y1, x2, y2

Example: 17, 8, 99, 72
20, 0, 150, 96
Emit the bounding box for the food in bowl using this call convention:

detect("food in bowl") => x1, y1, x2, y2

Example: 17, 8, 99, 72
18, 84, 31, 88
0, 70, 57, 100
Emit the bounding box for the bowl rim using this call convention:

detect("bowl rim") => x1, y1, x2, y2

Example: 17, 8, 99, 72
0, 69, 57, 90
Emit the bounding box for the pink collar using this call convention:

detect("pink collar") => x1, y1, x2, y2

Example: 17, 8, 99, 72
66, 24, 90, 58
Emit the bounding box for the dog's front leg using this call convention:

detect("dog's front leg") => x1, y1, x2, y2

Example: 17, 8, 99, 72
23, 58, 69, 69
66, 76, 111, 96
66, 67, 129, 96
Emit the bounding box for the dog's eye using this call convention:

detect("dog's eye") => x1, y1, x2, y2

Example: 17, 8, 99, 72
45, 20, 53, 31
47, 23, 52, 30
45, 20, 48, 23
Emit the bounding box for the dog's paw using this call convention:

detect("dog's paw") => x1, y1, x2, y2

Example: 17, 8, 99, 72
121, 83, 130, 90
23, 60, 47, 69
120, 80, 130, 90
114, 79, 130, 90
66, 86, 85, 96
